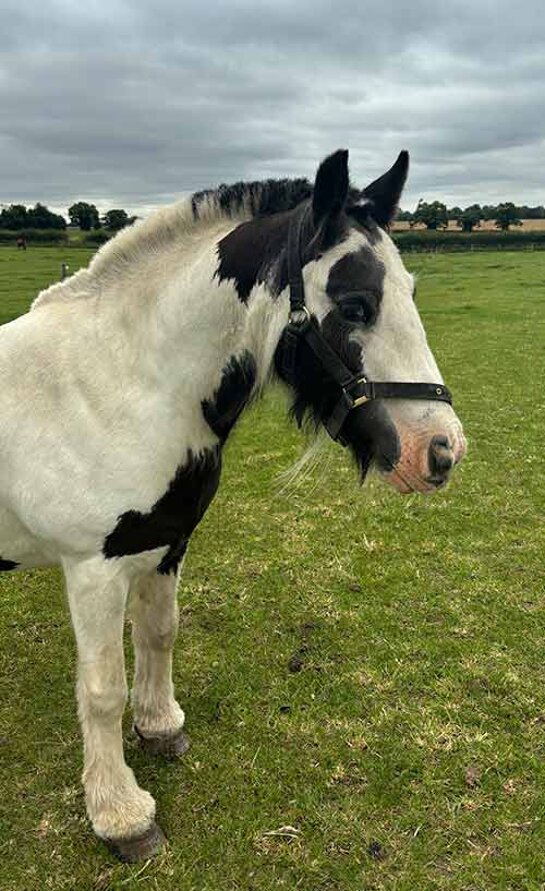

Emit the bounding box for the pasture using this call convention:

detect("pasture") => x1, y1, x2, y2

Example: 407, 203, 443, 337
0, 246, 544, 890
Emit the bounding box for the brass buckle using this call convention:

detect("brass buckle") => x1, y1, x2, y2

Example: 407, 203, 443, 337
353, 394, 370, 408
351, 377, 370, 408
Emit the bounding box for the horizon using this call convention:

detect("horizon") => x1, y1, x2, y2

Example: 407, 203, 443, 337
3, 191, 545, 225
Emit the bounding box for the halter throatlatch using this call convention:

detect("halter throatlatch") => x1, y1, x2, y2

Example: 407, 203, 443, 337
280, 202, 453, 446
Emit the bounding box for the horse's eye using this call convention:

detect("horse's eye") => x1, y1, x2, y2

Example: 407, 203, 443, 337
339, 296, 374, 326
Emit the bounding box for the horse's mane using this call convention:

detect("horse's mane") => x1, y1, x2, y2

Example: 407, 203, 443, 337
32, 177, 315, 309
191, 177, 313, 219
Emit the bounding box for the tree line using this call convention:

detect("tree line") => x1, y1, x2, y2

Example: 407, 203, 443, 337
0, 202, 136, 233
398, 201, 545, 231
1, 198, 543, 235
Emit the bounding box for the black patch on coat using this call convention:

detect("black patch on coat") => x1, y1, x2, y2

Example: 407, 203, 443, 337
326, 246, 385, 326
215, 200, 349, 305
194, 160, 362, 305
103, 447, 221, 574
0, 558, 18, 571
275, 309, 361, 433
192, 164, 387, 305
216, 211, 293, 304
274, 308, 400, 478
202, 351, 257, 443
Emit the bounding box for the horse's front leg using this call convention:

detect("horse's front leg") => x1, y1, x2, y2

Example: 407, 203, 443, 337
129, 568, 189, 756
63, 555, 165, 862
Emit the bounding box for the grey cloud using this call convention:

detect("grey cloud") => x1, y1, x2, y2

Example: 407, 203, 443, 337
1, 0, 544, 214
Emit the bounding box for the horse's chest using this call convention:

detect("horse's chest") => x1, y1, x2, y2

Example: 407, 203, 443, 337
102, 447, 221, 574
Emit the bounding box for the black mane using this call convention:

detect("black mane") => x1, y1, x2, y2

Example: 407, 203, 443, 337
192, 177, 315, 219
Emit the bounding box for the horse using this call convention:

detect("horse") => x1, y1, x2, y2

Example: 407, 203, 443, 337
0, 149, 466, 861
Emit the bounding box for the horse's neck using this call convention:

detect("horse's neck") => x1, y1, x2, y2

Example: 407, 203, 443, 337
102, 219, 289, 412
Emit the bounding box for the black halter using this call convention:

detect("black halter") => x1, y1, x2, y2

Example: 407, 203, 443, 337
280, 203, 453, 445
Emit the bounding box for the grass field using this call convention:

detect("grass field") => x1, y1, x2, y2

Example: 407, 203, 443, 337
0, 247, 544, 890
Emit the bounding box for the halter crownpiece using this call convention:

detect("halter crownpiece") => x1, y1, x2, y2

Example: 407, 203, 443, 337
281, 202, 453, 445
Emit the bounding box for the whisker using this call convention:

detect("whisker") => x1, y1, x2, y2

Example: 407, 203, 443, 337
274, 433, 326, 497
376, 451, 418, 494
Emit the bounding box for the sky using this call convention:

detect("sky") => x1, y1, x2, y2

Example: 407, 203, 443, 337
1, 0, 545, 217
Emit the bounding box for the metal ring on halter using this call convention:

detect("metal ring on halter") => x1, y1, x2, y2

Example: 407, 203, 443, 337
288, 306, 311, 327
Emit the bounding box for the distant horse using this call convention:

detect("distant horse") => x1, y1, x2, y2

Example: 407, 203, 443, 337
16, 235, 26, 250
0, 150, 466, 861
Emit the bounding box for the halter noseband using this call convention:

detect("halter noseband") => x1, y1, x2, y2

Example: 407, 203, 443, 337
280, 202, 453, 446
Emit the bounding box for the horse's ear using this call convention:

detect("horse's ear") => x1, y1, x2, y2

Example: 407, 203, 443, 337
312, 149, 349, 226
362, 150, 409, 227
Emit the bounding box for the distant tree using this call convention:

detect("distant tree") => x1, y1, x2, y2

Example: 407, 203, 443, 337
519, 205, 545, 219
494, 202, 523, 231
396, 209, 414, 223
481, 204, 498, 221
0, 204, 28, 229
413, 200, 449, 230
448, 206, 463, 221
27, 202, 66, 230
68, 202, 100, 231
102, 209, 130, 232
456, 204, 482, 233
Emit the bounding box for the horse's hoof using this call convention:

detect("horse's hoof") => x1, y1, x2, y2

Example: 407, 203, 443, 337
134, 724, 190, 759
104, 821, 166, 863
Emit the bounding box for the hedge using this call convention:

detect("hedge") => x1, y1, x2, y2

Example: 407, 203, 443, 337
0, 229, 68, 245
2, 226, 545, 253
81, 229, 111, 247
0, 228, 112, 247
393, 229, 545, 252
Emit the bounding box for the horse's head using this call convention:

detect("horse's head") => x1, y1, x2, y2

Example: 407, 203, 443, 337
275, 149, 466, 493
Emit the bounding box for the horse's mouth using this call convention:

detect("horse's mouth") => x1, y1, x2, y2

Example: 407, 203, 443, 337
380, 465, 449, 495
425, 475, 448, 489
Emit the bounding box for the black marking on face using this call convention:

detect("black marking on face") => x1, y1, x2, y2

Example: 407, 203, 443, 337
103, 447, 221, 575
342, 400, 401, 475
346, 210, 381, 244
202, 351, 257, 443
0, 558, 18, 571
326, 246, 385, 327
275, 309, 361, 431
275, 305, 400, 478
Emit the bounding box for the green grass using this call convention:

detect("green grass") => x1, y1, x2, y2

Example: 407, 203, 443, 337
0, 248, 544, 890
0, 247, 94, 325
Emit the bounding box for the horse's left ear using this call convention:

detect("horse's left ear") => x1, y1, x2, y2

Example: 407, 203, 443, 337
361, 150, 409, 227
312, 149, 349, 226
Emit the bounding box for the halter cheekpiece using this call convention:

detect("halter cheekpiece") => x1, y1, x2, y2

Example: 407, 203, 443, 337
280, 202, 453, 446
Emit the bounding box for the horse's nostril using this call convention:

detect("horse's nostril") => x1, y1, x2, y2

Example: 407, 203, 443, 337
429, 435, 454, 476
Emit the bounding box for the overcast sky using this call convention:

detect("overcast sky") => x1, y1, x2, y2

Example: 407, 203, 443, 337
2, 0, 544, 216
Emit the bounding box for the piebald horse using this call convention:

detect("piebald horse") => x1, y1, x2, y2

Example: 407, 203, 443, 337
0, 150, 465, 860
